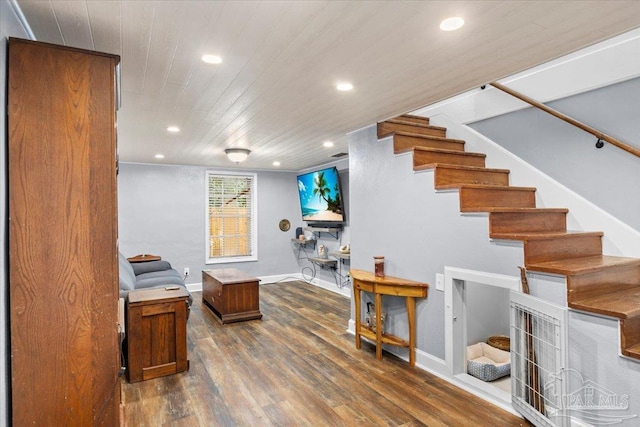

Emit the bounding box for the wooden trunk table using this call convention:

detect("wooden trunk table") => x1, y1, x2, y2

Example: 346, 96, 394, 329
126, 287, 190, 382
350, 269, 428, 367
202, 268, 262, 324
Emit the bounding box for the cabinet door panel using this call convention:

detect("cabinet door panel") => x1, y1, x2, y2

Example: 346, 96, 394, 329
8, 38, 120, 426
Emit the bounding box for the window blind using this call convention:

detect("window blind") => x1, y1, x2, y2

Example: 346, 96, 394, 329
206, 172, 257, 262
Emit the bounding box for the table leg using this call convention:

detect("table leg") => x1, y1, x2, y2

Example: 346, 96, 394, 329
354, 284, 361, 349
375, 292, 382, 360
407, 296, 416, 367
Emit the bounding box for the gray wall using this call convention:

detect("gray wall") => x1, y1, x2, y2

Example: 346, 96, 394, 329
118, 163, 307, 282
470, 77, 640, 230
466, 282, 510, 345
567, 312, 640, 425
2, 2, 31, 422
349, 125, 524, 359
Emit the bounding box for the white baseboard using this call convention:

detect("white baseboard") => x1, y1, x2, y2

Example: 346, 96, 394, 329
307, 276, 351, 298
258, 273, 304, 284
186, 273, 351, 298
261, 273, 351, 298
186, 282, 202, 293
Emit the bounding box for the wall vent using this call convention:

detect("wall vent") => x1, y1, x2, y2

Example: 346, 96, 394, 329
330, 152, 348, 158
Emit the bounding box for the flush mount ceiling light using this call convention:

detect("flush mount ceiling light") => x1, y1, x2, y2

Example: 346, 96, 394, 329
154, 154, 165, 159
440, 17, 464, 31
202, 54, 222, 64
166, 126, 180, 133
336, 82, 353, 91
323, 141, 334, 148
225, 148, 251, 163
272, 161, 281, 166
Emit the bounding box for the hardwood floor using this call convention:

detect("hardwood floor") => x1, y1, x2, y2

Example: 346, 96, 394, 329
122, 281, 531, 426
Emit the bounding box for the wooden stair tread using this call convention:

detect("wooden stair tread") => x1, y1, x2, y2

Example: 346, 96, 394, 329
488, 207, 568, 213
394, 131, 462, 142
400, 113, 428, 120
492, 230, 601, 241
570, 286, 640, 319
459, 184, 537, 192
523, 230, 602, 240
384, 119, 444, 130
418, 164, 510, 173
626, 343, 640, 358
398, 114, 430, 124
491, 230, 574, 240
413, 147, 486, 158
393, 131, 464, 143
526, 255, 640, 275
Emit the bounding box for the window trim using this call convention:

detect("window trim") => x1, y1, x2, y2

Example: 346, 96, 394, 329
205, 170, 258, 264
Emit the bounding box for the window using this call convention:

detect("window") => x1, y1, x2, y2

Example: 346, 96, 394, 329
206, 171, 257, 263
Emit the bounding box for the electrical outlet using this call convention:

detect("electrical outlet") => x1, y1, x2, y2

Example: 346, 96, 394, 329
436, 273, 444, 291
183, 267, 190, 277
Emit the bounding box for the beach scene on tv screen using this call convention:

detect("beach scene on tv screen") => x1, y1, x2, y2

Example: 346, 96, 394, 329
297, 168, 343, 222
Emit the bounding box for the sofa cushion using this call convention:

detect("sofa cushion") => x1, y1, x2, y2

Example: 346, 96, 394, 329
131, 260, 173, 275
118, 252, 136, 292
135, 269, 184, 289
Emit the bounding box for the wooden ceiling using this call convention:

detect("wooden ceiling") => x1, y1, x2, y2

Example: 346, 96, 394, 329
16, 0, 640, 170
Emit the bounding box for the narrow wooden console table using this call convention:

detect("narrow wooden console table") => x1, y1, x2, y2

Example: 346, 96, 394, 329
350, 269, 428, 366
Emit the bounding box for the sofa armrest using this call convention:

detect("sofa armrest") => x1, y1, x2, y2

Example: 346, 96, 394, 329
131, 260, 173, 276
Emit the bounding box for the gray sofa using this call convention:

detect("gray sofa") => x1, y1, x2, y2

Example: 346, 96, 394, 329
119, 252, 192, 305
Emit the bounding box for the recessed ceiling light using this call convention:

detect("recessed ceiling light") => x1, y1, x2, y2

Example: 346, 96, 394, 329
272, 161, 281, 166
336, 82, 353, 91
202, 54, 222, 64
155, 154, 165, 159
167, 126, 180, 133
323, 141, 334, 148
440, 17, 464, 31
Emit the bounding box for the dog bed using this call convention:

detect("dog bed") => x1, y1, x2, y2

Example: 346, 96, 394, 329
467, 342, 511, 382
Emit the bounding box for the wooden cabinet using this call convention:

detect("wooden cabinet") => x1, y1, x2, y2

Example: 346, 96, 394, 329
203, 269, 262, 323
8, 38, 120, 425
126, 288, 190, 382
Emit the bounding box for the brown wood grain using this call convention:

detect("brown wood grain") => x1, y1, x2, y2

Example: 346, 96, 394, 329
398, 114, 430, 125
202, 269, 262, 323
489, 208, 567, 237
122, 282, 530, 426
524, 232, 603, 265
570, 286, 640, 319
377, 120, 447, 139
432, 164, 510, 188
8, 38, 120, 425
393, 132, 466, 153
566, 260, 640, 302
413, 147, 486, 168
126, 292, 189, 383
621, 316, 640, 357
459, 185, 537, 211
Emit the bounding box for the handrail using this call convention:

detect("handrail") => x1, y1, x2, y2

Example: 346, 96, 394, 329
490, 81, 640, 159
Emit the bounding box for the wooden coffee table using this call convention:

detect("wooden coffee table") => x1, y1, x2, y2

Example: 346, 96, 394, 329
202, 268, 262, 324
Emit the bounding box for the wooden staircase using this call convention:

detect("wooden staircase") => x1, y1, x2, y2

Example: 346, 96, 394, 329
378, 114, 640, 361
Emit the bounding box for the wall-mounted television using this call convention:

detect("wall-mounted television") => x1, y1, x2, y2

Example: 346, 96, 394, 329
297, 166, 344, 225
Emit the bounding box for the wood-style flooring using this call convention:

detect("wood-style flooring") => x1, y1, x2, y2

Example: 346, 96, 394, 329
121, 281, 531, 426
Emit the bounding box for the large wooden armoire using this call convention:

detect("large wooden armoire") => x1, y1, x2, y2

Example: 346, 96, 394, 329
7, 38, 121, 425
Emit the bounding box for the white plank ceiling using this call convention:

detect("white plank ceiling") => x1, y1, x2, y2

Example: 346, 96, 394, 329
15, 0, 640, 171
